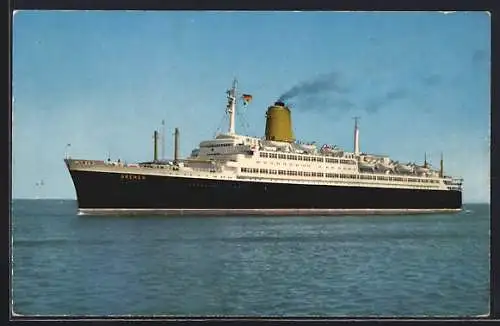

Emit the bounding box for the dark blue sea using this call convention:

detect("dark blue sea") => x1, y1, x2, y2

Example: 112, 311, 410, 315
11, 200, 490, 317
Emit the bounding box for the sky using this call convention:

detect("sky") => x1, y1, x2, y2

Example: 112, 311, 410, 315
12, 11, 490, 203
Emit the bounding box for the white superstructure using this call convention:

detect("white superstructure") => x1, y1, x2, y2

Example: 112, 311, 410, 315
67, 79, 463, 193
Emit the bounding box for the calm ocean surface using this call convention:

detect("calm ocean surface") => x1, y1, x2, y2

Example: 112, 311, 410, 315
11, 200, 490, 317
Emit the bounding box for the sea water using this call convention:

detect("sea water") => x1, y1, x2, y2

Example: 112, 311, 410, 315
11, 200, 490, 317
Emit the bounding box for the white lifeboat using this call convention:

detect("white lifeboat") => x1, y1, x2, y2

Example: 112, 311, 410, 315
396, 163, 413, 174
415, 165, 430, 174
375, 161, 394, 172
358, 160, 376, 170
427, 170, 439, 177
300, 145, 317, 155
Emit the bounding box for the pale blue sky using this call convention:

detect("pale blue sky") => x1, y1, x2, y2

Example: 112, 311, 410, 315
12, 11, 490, 202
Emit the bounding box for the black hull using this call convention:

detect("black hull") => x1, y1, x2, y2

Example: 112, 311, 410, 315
68, 170, 462, 214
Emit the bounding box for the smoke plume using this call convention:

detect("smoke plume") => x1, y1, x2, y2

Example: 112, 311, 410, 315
278, 72, 350, 102
289, 95, 355, 113
277, 70, 438, 115
365, 88, 409, 113
421, 74, 442, 87
472, 49, 487, 65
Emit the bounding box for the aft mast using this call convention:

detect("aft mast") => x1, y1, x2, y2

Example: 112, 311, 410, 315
353, 116, 360, 156
226, 78, 238, 134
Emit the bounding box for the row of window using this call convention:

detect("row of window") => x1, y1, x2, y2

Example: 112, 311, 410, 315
201, 143, 233, 148
242, 168, 329, 177
240, 168, 440, 184
142, 164, 168, 169
189, 182, 436, 190
75, 160, 96, 166
258, 152, 357, 165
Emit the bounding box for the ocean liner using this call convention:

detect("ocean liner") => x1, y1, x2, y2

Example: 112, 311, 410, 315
64, 79, 463, 216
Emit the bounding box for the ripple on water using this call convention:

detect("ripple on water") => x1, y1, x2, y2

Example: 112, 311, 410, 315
11, 201, 490, 316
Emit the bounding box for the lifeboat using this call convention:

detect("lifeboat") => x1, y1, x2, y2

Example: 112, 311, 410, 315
415, 165, 430, 174
375, 161, 394, 172
396, 163, 414, 174
299, 145, 318, 154
300, 144, 317, 151
427, 170, 439, 177
358, 160, 376, 170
